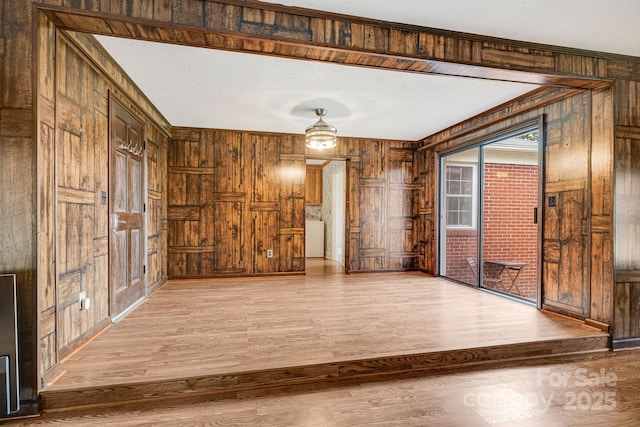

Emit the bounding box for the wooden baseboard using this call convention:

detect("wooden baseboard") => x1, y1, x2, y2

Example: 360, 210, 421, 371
169, 271, 305, 280
58, 318, 111, 362
585, 318, 610, 333
40, 364, 63, 390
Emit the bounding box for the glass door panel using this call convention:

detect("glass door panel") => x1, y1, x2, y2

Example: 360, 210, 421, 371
440, 148, 480, 286
481, 132, 539, 301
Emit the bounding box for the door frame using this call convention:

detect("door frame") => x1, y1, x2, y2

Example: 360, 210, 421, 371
108, 94, 148, 320
304, 157, 351, 272
437, 117, 544, 307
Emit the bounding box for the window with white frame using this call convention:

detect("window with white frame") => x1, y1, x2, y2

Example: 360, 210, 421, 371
445, 164, 476, 228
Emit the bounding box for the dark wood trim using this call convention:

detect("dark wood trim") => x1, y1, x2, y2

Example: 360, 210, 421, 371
435, 116, 542, 156
537, 114, 546, 310
419, 87, 586, 151
612, 337, 640, 350
35, 4, 612, 92
585, 318, 610, 333
542, 302, 588, 321
615, 270, 640, 283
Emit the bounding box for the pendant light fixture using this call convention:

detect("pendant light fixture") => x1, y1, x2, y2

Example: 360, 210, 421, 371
305, 108, 337, 149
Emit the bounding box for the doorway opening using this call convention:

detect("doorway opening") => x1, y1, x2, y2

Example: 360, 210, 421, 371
305, 159, 348, 273
439, 125, 542, 304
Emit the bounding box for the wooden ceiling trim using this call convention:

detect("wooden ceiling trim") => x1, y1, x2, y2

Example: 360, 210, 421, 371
38, 2, 612, 91
418, 85, 589, 149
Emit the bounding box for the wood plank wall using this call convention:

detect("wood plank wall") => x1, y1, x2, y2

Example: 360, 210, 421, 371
3, 0, 640, 407
417, 86, 615, 328
1, 2, 38, 406
36, 22, 170, 383
168, 129, 418, 277
611, 73, 640, 342
168, 129, 306, 276
336, 139, 419, 272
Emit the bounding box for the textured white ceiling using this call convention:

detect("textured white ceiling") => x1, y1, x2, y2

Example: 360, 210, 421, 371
268, 0, 640, 57
96, 35, 537, 140
95, 1, 639, 141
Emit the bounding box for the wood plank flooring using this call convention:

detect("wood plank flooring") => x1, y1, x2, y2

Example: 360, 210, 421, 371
39, 259, 608, 412
10, 350, 640, 426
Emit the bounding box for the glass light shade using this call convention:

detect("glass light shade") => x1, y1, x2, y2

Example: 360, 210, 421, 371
305, 108, 337, 149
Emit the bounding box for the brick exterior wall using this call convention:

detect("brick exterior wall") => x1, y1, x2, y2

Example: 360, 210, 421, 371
445, 162, 539, 300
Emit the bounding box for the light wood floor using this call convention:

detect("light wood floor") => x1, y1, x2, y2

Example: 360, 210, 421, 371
7, 349, 640, 426
24, 259, 609, 415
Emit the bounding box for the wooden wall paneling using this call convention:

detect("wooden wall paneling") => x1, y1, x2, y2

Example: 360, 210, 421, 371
146, 123, 169, 292
251, 134, 281, 273
589, 87, 615, 326
388, 144, 419, 269
29, 16, 171, 390
555, 189, 589, 314
424, 150, 437, 274
358, 182, 387, 270
212, 201, 245, 274
614, 281, 640, 340
168, 129, 308, 277
415, 147, 436, 274
613, 137, 637, 271
37, 11, 58, 382
613, 77, 640, 317
348, 159, 361, 272
279, 139, 305, 272
358, 139, 387, 270
212, 130, 249, 275
6, 0, 640, 403
613, 85, 640, 343
540, 93, 591, 317
55, 35, 109, 357
167, 129, 200, 277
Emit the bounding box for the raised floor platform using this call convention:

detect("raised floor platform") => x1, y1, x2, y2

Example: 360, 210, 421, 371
41, 260, 609, 412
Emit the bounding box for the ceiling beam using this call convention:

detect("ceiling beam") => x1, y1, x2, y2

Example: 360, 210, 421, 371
38, 1, 613, 89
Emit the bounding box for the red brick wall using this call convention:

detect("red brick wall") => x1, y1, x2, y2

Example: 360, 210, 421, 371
483, 163, 538, 298
444, 229, 478, 284
445, 162, 538, 300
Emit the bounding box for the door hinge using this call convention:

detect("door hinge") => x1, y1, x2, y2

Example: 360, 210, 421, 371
143, 265, 146, 274
144, 203, 146, 212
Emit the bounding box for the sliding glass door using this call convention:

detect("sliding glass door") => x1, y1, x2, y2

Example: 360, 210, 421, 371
440, 147, 479, 286
439, 128, 540, 303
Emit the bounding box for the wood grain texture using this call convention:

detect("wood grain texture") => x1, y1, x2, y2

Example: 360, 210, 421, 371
305, 166, 323, 204
14, 349, 640, 426
168, 128, 305, 277
34, 21, 169, 385
2, 0, 640, 413
419, 87, 614, 326
39, 261, 607, 411
168, 129, 418, 277
39, 1, 618, 89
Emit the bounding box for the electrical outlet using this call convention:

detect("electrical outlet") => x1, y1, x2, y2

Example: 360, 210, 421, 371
267, 249, 273, 258
79, 292, 86, 310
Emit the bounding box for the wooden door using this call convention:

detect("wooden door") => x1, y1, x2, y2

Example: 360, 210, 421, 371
109, 100, 145, 318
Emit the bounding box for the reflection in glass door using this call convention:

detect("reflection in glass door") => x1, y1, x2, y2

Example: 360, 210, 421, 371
440, 148, 479, 286
440, 129, 540, 303
481, 133, 539, 302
